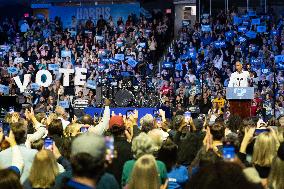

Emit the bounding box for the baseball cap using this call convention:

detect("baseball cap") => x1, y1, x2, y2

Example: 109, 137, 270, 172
71, 133, 106, 161
109, 115, 124, 129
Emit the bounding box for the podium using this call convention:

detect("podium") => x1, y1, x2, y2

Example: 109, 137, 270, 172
226, 87, 254, 119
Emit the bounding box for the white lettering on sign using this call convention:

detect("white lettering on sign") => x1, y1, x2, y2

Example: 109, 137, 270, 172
14, 74, 31, 93
35, 70, 53, 87
13, 68, 90, 92
76, 7, 111, 20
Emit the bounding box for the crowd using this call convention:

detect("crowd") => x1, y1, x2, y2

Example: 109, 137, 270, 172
0, 11, 172, 110
0, 98, 284, 189
159, 9, 284, 122
0, 4, 284, 189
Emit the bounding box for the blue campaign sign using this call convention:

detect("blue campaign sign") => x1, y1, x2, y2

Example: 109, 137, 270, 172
98, 64, 105, 72
69, 30, 77, 37
59, 101, 70, 109
95, 36, 104, 41
61, 50, 71, 58
271, 30, 278, 36
275, 55, 284, 63
0, 84, 9, 95
248, 11, 256, 17
242, 15, 250, 21
242, 20, 250, 26
257, 26, 266, 33
163, 61, 173, 69
7, 67, 18, 75
214, 40, 226, 48
87, 80, 96, 89
238, 36, 247, 43
250, 57, 262, 65
225, 31, 234, 38
175, 63, 183, 71
108, 58, 119, 64
49, 3, 140, 28
31, 83, 40, 90
98, 49, 107, 57
101, 58, 110, 64
182, 20, 190, 27
246, 31, 257, 39
251, 18, 260, 25
180, 53, 189, 60
201, 25, 211, 32
138, 43, 146, 48
225, 31, 235, 41
114, 54, 125, 61
238, 26, 247, 32
48, 64, 59, 71
233, 16, 242, 25
277, 62, 284, 70
188, 51, 197, 59
121, 71, 130, 77
116, 41, 124, 47
249, 44, 258, 52
262, 68, 269, 74
127, 58, 138, 67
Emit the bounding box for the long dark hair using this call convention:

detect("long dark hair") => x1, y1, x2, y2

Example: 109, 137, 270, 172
157, 139, 178, 172
187, 162, 263, 189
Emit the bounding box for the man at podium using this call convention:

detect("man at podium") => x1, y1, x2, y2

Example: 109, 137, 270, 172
227, 61, 253, 119
228, 61, 250, 87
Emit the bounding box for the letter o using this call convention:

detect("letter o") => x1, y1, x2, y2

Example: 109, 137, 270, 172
35, 70, 53, 87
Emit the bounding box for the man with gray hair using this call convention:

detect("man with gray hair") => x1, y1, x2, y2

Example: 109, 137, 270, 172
140, 114, 155, 133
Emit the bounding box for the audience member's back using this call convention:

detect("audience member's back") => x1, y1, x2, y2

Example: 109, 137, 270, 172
174, 117, 205, 166
106, 116, 133, 185
186, 162, 263, 189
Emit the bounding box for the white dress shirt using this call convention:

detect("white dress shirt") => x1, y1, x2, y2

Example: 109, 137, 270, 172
228, 70, 250, 87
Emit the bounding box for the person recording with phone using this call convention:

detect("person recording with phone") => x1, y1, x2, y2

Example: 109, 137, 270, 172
106, 115, 133, 186
56, 133, 120, 189
0, 120, 38, 183
0, 130, 24, 189
33, 96, 47, 114
23, 142, 72, 189
239, 120, 278, 179
173, 113, 206, 166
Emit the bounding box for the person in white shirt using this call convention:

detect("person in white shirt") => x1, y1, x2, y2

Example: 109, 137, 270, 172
14, 52, 24, 64
213, 53, 223, 70
228, 61, 250, 87
185, 69, 197, 83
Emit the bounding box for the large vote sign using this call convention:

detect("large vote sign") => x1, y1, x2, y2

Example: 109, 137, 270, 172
49, 3, 140, 28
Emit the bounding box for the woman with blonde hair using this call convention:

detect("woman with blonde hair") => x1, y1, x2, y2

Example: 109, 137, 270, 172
128, 154, 166, 189
25, 149, 59, 189
64, 123, 81, 137
268, 142, 284, 189
121, 133, 167, 187
252, 132, 278, 179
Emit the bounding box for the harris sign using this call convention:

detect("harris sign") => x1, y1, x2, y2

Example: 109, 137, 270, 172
48, 3, 140, 28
